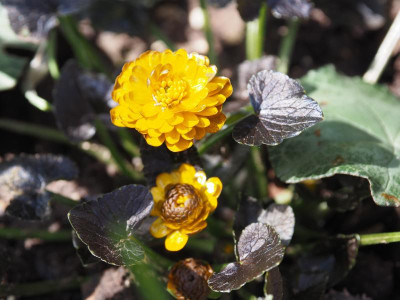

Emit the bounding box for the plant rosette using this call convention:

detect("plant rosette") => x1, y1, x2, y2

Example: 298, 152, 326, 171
149, 163, 222, 251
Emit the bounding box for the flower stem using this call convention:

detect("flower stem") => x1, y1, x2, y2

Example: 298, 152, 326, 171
94, 119, 143, 181
199, 0, 217, 65
359, 231, 400, 246
0, 118, 140, 179
48, 191, 78, 207
197, 112, 251, 155
47, 28, 60, 80
117, 128, 141, 157
363, 10, 400, 84
277, 19, 300, 74
0, 276, 88, 298
246, 3, 267, 60
58, 15, 109, 76
0, 227, 71, 241
250, 147, 268, 199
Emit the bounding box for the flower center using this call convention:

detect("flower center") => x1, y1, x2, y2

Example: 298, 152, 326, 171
154, 79, 188, 108
161, 184, 200, 223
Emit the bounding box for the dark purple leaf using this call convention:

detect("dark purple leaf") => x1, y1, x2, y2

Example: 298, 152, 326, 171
264, 267, 283, 300
0, 154, 78, 220
268, 0, 312, 19
208, 223, 285, 292
68, 185, 153, 266
233, 70, 323, 146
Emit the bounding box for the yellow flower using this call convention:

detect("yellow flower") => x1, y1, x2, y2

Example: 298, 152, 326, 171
110, 49, 233, 152
150, 163, 222, 251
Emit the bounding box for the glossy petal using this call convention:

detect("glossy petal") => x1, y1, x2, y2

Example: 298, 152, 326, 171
150, 218, 171, 238
165, 231, 189, 251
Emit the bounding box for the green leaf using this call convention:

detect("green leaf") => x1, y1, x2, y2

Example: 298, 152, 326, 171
68, 185, 153, 266
0, 4, 35, 91
269, 66, 400, 207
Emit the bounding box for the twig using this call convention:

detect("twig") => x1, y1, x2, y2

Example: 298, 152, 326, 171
363, 10, 400, 84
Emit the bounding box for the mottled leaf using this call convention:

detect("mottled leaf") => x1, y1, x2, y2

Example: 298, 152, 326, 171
233, 70, 323, 146
237, 0, 312, 21
68, 185, 153, 266
0, 154, 78, 220
269, 66, 400, 207
264, 267, 283, 300
234, 197, 295, 247
53, 60, 96, 141
140, 140, 202, 186
269, 0, 312, 19
208, 223, 285, 292
2, 0, 92, 39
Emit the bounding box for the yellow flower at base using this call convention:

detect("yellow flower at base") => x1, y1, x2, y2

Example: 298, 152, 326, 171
110, 49, 233, 152
150, 163, 222, 251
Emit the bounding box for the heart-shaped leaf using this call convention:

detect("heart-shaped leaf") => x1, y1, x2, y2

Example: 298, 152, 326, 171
297, 235, 359, 289
2, 0, 91, 39
269, 0, 312, 19
234, 197, 295, 246
269, 66, 400, 207
68, 185, 153, 266
233, 70, 323, 146
264, 267, 283, 300
0, 154, 78, 220
53, 60, 96, 142
208, 223, 285, 292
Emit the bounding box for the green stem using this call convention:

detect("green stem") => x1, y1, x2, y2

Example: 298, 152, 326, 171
94, 119, 143, 181
0, 118, 69, 144
197, 113, 252, 155
359, 231, 400, 246
250, 147, 268, 199
150, 23, 176, 51
48, 191, 78, 207
58, 15, 109, 76
47, 28, 60, 79
0, 118, 125, 176
199, 0, 217, 65
0, 276, 88, 297
0, 227, 71, 241
117, 128, 141, 157
246, 2, 267, 60
277, 19, 300, 74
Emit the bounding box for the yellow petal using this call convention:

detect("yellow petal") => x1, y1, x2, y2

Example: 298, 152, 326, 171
206, 113, 226, 133
165, 231, 189, 251
196, 116, 211, 128
197, 107, 218, 116
148, 128, 162, 138
110, 106, 140, 128
167, 113, 184, 125
166, 138, 193, 152
181, 128, 196, 140
145, 134, 165, 147
179, 163, 196, 184
205, 177, 223, 198
181, 221, 207, 235
159, 122, 174, 133
194, 170, 207, 185
156, 172, 175, 189
150, 186, 164, 203
150, 218, 170, 238
194, 127, 206, 140
176, 124, 192, 134
165, 129, 180, 144
181, 112, 199, 127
